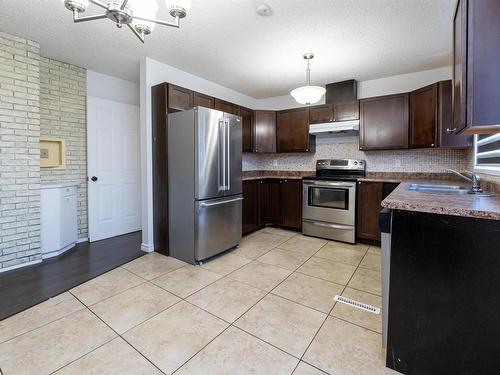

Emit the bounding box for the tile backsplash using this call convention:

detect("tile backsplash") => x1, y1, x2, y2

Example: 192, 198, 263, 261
243, 135, 472, 173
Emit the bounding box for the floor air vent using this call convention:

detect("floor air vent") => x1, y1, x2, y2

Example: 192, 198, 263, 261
334, 295, 380, 314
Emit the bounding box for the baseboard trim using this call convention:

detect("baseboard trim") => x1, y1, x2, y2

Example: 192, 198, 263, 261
0, 258, 42, 273
140, 242, 154, 252
76, 237, 88, 243
42, 242, 76, 260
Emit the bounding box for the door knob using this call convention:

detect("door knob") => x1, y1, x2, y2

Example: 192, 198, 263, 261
91, 176, 98, 182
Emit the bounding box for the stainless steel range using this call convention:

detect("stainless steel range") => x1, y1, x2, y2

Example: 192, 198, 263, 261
302, 159, 366, 243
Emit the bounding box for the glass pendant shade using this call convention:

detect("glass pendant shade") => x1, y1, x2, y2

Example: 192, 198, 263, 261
130, 0, 159, 32
165, 0, 192, 17
63, 0, 89, 12
291, 53, 325, 105
290, 85, 326, 105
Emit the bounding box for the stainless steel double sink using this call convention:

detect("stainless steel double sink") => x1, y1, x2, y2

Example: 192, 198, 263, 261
407, 183, 494, 196
407, 183, 470, 195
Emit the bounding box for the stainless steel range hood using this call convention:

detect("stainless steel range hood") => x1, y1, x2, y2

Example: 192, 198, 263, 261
309, 119, 359, 134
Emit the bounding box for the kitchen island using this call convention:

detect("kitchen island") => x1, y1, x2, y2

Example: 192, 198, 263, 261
381, 182, 500, 375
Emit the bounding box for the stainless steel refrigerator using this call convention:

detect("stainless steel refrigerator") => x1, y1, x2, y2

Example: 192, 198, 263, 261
168, 107, 243, 263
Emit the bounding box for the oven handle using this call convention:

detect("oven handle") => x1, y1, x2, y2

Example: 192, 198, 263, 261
303, 220, 354, 231
303, 180, 355, 188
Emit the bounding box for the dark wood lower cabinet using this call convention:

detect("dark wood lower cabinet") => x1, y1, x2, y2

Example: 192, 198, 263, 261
279, 179, 302, 230
388, 210, 500, 374
242, 180, 260, 234
259, 179, 281, 224
242, 178, 302, 234
357, 181, 399, 242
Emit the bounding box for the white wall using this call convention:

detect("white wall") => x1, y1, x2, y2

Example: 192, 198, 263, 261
357, 66, 452, 98
140, 58, 453, 251
87, 70, 140, 106
254, 66, 452, 110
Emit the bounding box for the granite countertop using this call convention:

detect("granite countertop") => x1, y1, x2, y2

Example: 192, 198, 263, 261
382, 180, 500, 220
358, 172, 466, 184
242, 170, 314, 181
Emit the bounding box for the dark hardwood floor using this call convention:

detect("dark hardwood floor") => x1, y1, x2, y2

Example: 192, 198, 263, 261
0, 231, 145, 321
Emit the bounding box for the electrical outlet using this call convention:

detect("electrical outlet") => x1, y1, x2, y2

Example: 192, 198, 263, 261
394, 159, 401, 168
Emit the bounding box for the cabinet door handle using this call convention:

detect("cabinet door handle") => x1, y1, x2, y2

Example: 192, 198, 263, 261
91, 176, 98, 182
446, 127, 457, 134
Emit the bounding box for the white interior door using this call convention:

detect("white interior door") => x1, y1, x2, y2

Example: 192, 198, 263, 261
88, 96, 141, 241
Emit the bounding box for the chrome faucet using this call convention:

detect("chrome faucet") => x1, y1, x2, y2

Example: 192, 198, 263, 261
446, 169, 483, 193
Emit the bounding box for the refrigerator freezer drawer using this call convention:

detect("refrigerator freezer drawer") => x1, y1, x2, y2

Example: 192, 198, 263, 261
195, 195, 243, 261
302, 219, 355, 244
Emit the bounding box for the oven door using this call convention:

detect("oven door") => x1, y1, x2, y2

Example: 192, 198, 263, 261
302, 180, 356, 225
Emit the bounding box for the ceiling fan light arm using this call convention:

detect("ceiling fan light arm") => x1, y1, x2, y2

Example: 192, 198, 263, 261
133, 15, 180, 28
127, 23, 145, 43
73, 10, 107, 23
120, 0, 129, 10
88, 0, 108, 10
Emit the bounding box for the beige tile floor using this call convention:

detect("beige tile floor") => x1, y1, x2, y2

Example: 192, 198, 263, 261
0, 229, 396, 375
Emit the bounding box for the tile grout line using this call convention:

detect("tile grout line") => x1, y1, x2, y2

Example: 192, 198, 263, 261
4, 230, 378, 375
0, 302, 87, 345
169, 235, 329, 373
55, 291, 169, 375
296, 243, 373, 373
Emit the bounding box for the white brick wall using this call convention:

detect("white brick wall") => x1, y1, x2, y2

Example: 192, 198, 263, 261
0, 31, 41, 269
40, 58, 88, 238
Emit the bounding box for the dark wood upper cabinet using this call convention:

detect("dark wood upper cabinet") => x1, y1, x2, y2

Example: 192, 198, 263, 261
168, 84, 193, 111
214, 98, 240, 116
309, 101, 359, 124
240, 107, 254, 153
333, 101, 360, 122
409, 81, 472, 149
438, 80, 472, 148
309, 104, 333, 124
279, 179, 302, 230
277, 107, 315, 152
409, 83, 438, 148
193, 91, 214, 109
254, 111, 276, 153
359, 93, 409, 151
242, 180, 260, 234
453, 0, 500, 134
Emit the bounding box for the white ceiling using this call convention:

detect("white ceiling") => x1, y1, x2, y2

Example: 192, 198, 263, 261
0, 0, 455, 98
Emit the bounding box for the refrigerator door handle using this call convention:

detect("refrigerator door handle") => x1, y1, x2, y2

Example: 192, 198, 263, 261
225, 118, 230, 191
218, 118, 226, 192
199, 197, 243, 207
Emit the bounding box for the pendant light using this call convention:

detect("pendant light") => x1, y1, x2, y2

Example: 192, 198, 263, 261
290, 53, 326, 105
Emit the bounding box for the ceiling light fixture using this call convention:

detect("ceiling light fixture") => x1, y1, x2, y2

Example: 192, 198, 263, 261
290, 53, 326, 105
62, 0, 191, 43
